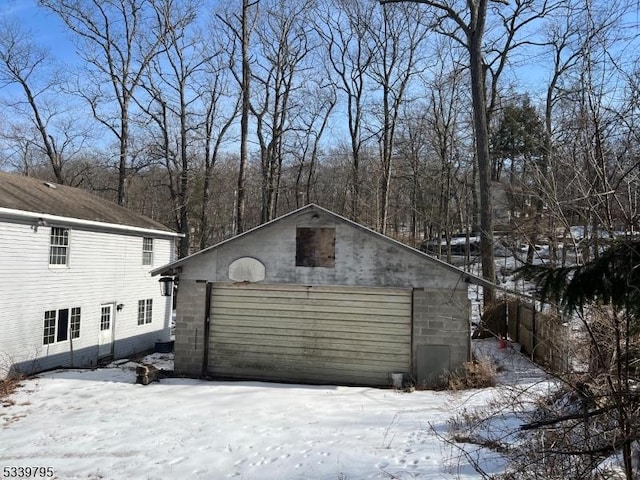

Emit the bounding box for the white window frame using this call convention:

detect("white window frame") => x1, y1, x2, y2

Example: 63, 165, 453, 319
43, 307, 81, 345
49, 227, 70, 266
137, 299, 153, 325
142, 237, 153, 266
100, 305, 112, 331
43, 310, 56, 345
70, 307, 81, 339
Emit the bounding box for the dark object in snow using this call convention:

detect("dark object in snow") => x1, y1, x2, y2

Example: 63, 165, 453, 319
136, 364, 159, 385
155, 340, 174, 353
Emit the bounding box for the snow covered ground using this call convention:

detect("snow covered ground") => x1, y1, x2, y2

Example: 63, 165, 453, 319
0, 341, 549, 480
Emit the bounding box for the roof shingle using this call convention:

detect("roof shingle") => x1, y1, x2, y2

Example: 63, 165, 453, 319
0, 172, 173, 233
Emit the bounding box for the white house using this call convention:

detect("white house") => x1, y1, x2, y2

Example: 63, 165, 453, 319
0, 172, 180, 377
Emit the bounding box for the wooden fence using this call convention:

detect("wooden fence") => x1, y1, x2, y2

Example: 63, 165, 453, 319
500, 298, 570, 373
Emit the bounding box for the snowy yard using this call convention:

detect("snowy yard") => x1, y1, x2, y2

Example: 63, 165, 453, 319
0, 341, 548, 480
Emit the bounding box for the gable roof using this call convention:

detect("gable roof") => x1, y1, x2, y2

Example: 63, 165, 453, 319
152, 203, 491, 287
0, 172, 177, 236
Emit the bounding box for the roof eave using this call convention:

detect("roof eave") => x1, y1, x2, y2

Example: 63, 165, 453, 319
151, 204, 489, 286
0, 207, 182, 238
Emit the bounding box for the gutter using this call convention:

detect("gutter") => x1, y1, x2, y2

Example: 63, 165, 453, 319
0, 207, 183, 238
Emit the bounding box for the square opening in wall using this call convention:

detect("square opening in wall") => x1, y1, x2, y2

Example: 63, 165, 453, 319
296, 227, 335, 267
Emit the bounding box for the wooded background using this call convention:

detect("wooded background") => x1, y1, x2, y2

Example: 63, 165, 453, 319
1, 0, 638, 272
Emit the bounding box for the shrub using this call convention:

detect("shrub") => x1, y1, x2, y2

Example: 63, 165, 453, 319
444, 360, 497, 390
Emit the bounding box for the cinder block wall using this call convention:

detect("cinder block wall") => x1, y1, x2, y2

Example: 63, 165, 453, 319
174, 280, 207, 376
412, 288, 470, 386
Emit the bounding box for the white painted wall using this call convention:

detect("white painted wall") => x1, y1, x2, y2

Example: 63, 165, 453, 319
0, 218, 175, 376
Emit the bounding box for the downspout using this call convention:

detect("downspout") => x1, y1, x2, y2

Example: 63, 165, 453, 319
410, 288, 415, 381
201, 282, 212, 377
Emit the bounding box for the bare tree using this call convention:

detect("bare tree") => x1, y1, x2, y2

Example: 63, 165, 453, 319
532, 0, 637, 265
250, 0, 314, 222
381, 0, 556, 310
135, 0, 203, 257
291, 79, 336, 208
366, 1, 430, 234
0, 21, 67, 183
394, 38, 470, 256
315, 0, 377, 221
216, 0, 258, 233
0, 123, 41, 176
39, 0, 175, 205
237, 0, 254, 233
196, 28, 240, 249
424, 42, 468, 261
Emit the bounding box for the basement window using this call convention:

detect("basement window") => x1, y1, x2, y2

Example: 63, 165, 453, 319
295, 227, 335, 268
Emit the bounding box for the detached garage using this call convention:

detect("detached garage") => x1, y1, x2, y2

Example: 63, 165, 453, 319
153, 204, 479, 387
209, 284, 411, 386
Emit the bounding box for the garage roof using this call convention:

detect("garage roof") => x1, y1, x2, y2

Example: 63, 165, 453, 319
152, 203, 492, 287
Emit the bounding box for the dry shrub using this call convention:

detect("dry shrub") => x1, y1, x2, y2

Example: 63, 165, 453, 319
0, 375, 24, 400
0, 369, 25, 404
445, 360, 497, 390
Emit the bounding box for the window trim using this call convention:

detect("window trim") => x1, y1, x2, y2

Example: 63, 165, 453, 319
137, 299, 153, 325
100, 305, 112, 331
43, 310, 56, 345
70, 307, 81, 339
142, 237, 153, 266
43, 307, 81, 345
49, 226, 70, 267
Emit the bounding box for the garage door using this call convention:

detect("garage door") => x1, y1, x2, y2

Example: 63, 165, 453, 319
208, 284, 411, 386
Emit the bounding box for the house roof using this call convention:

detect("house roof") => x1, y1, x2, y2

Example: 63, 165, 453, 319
0, 172, 177, 236
152, 203, 492, 287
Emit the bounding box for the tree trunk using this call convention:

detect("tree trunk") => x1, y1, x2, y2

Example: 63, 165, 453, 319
236, 0, 250, 234
118, 108, 128, 206
468, 22, 496, 306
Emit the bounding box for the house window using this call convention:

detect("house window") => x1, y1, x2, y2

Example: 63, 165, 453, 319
57, 309, 69, 342
43, 307, 80, 345
137, 299, 153, 325
70, 307, 81, 339
100, 306, 111, 331
43, 310, 56, 345
295, 227, 335, 267
49, 227, 69, 265
142, 238, 153, 265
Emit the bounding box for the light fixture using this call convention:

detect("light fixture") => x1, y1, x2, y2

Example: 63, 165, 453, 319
159, 277, 174, 297
37, 218, 48, 227
116, 303, 124, 311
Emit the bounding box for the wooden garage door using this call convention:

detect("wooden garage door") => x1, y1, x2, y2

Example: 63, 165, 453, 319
208, 284, 411, 386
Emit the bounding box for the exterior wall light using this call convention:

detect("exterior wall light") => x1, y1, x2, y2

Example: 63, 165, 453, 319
159, 277, 174, 297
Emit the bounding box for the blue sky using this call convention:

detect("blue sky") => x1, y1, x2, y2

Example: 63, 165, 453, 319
2, 0, 75, 61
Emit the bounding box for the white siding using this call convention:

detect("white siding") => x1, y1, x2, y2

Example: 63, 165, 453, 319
0, 219, 175, 375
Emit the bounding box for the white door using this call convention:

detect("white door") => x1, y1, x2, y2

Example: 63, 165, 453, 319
98, 304, 114, 358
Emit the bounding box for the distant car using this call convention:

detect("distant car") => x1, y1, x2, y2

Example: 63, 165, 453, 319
518, 244, 550, 259
420, 235, 481, 256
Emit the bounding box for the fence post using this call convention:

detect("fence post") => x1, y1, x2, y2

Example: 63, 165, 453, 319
531, 304, 537, 362
516, 299, 520, 344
